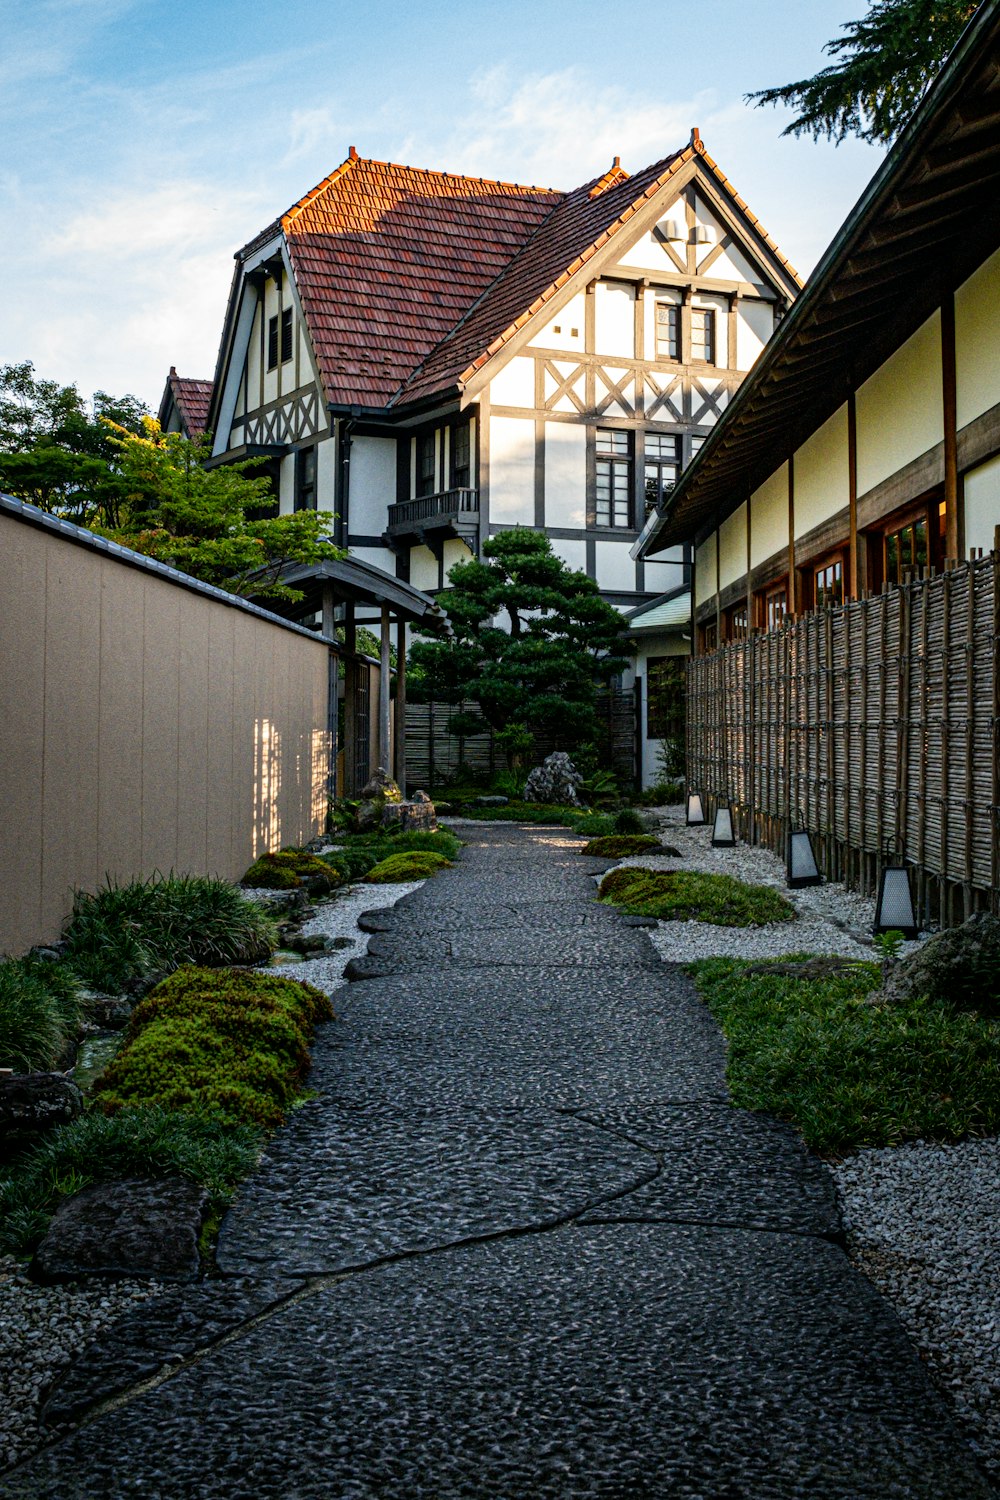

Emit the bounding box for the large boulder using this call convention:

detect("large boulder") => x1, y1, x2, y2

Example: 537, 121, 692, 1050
0, 1072, 83, 1151
32, 1177, 208, 1283
882, 911, 1000, 1018
355, 772, 436, 833
523, 752, 585, 808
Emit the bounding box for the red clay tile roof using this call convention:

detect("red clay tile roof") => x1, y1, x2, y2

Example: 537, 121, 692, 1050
161, 368, 213, 439
279, 156, 563, 408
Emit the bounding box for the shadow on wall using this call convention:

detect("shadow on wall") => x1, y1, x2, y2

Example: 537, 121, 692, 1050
251, 720, 331, 859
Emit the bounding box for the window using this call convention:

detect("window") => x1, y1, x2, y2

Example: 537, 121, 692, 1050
702, 619, 718, 652
646, 656, 686, 741
691, 308, 715, 364
595, 430, 632, 528
654, 302, 681, 361
813, 555, 844, 610
450, 424, 471, 489
416, 432, 437, 497
727, 603, 748, 641
280, 307, 293, 364
644, 433, 682, 515
267, 315, 279, 371
763, 585, 787, 631
690, 434, 706, 459
294, 446, 317, 512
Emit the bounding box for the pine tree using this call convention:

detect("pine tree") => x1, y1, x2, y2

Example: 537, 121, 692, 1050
749, 0, 979, 145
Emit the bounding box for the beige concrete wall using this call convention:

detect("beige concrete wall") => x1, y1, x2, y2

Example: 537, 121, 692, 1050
794, 405, 849, 539
956, 245, 1000, 429
856, 312, 942, 496
0, 513, 332, 955
718, 501, 747, 591
750, 463, 789, 569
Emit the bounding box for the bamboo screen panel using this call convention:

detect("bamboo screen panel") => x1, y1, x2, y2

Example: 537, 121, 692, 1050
687, 555, 1000, 895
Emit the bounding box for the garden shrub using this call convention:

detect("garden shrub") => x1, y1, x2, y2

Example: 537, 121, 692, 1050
580, 834, 661, 858
691, 956, 1000, 1153
328, 829, 462, 865
241, 849, 343, 894
598, 868, 794, 927
613, 807, 645, 835
94, 966, 332, 1128
63, 876, 277, 991
361, 852, 451, 883
0, 958, 81, 1072
0, 1105, 262, 1256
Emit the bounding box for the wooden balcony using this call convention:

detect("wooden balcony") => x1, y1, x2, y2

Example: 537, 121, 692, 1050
384, 488, 479, 548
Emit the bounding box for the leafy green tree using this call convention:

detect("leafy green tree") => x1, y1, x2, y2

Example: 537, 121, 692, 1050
97, 419, 342, 603
408, 527, 631, 748
749, 0, 979, 144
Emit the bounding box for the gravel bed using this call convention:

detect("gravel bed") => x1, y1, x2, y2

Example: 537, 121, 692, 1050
0, 1258, 158, 1471
834, 1140, 1000, 1488
260, 880, 422, 992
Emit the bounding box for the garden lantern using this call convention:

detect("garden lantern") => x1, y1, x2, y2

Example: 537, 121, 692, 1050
786, 819, 822, 889
686, 791, 705, 825
874, 840, 917, 939
711, 804, 735, 847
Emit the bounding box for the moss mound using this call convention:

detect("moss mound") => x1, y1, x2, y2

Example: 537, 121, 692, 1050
361, 851, 452, 884
94, 966, 333, 1128
598, 867, 795, 927
580, 834, 662, 858
242, 850, 343, 894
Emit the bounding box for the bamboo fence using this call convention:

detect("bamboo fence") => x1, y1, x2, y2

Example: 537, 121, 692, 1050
687, 552, 1000, 925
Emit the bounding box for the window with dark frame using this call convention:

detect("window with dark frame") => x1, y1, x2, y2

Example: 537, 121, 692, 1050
267, 315, 279, 371
702, 619, 718, 652
644, 433, 682, 515
727, 603, 748, 641
691, 308, 715, 364
813, 555, 844, 610
294, 446, 317, 512
762, 584, 787, 631
595, 430, 632, 528
280, 307, 293, 364
450, 424, 471, 489
416, 432, 437, 498
654, 302, 681, 361
646, 656, 686, 741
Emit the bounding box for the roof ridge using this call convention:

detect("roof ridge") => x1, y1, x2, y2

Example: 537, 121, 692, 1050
282, 152, 362, 230
588, 156, 629, 199
692, 135, 803, 287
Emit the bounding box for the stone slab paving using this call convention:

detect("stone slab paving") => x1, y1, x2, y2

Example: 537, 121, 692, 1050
1, 822, 991, 1498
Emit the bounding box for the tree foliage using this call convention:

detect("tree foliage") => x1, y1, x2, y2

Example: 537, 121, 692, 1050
407, 528, 631, 746
748, 0, 979, 145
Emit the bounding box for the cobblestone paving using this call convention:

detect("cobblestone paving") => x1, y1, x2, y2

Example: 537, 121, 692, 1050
1, 825, 991, 1498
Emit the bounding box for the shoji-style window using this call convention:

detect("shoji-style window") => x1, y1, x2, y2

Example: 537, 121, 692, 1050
654, 302, 681, 361
691, 309, 716, 364
595, 430, 632, 527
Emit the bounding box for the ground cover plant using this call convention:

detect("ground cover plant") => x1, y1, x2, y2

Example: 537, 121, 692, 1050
0, 957, 81, 1072
691, 956, 1000, 1153
580, 834, 662, 858
448, 799, 616, 835
63, 875, 277, 991
0, 1106, 262, 1256
242, 849, 342, 893
361, 851, 452, 883
598, 868, 794, 927
94, 966, 332, 1129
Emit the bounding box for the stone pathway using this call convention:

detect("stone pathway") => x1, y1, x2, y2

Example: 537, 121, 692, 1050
1, 825, 992, 1498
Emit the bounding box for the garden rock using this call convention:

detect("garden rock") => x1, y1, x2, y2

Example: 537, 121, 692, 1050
0, 1072, 83, 1143
81, 993, 133, 1030
32, 1177, 208, 1284
356, 769, 437, 834
882, 911, 1000, 1017
472, 795, 508, 807
523, 751, 585, 807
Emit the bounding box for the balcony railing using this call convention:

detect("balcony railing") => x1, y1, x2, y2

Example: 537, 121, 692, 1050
386, 488, 479, 533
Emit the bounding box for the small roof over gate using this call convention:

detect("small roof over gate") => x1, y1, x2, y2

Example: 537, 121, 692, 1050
274, 555, 451, 632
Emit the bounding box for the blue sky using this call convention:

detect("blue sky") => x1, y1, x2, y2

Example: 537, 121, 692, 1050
3, 0, 884, 408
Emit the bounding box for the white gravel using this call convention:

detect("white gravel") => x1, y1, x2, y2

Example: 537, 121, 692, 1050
834, 1140, 1000, 1486
0, 1260, 158, 1470
258, 880, 422, 993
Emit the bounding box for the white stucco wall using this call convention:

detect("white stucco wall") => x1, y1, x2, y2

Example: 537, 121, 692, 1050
856, 312, 942, 496
488, 416, 535, 525
595, 540, 638, 592
793, 404, 849, 540
408, 544, 438, 593
549, 537, 587, 573
349, 437, 396, 536
956, 245, 1000, 430
749, 463, 789, 569
718, 501, 747, 591
594, 282, 635, 358
316, 432, 337, 512
964, 454, 1000, 555
527, 294, 586, 352
489, 356, 535, 409
544, 423, 586, 528
736, 300, 773, 373
695, 535, 717, 607
643, 551, 686, 595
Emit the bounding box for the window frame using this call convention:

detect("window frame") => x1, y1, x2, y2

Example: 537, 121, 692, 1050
690, 307, 716, 365
415, 431, 438, 499
449, 422, 471, 490
280, 306, 294, 365
643, 432, 682, 517
294, 445, 317, 512
267, 314, 279, 372
594, 428, 633, 529
811, 551, 846, 611
654, 301, 681, 362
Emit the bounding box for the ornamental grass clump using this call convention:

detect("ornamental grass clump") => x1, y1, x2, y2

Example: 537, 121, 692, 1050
0, 1106, 262, 1256
361, 851, 452, 884
94, 966, 332, 1129
690, 956, 1000, 1153
0, 958, 81, 1072
580, 834, 662, 859
598, 867, 794, 927
241, 849, 343, 894
63, 875, 278, 991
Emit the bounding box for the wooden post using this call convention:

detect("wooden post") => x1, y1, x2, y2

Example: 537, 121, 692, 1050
847, 393, 859, 599
343, 601, 357, 795
394, 619, 407, 795
942, 291, 960, 563
379, 603, 392, 778
787, 456, 797, 615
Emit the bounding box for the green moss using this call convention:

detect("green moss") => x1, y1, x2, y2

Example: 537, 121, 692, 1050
241, 850, 343, 894
598, 867, 795, 927
361, 851, 452, 883
690, 956, 1000, 1153
580, 834, 662, 858
94, 966, 333, 1128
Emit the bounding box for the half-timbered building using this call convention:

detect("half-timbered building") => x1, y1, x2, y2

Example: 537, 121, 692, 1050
177, 133, 800, 783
